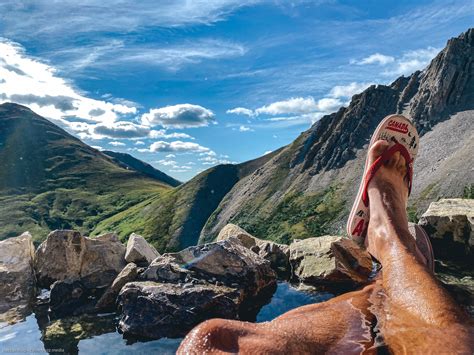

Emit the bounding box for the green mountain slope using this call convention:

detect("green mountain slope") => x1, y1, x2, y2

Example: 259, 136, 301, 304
0, 103, 171, 243
93, 150, 280, 251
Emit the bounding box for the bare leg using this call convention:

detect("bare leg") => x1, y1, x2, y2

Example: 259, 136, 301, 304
178, 283, 380, 354
365, 140, 473, 353
179, 140, 473, 354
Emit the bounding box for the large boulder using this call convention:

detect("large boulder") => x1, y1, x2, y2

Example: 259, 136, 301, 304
35, 230, 126, 288
216, 224, 290, 278
125, 233, 159, 265
96, 263, 138, 310
289, 236, 372, 286
418, 199, 473, 261
0, 232, 36, 312
143, 238, 277, 298
118, 281, 241, 339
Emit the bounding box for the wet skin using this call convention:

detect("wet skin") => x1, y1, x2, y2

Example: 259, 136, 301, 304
178, 140, 473, 354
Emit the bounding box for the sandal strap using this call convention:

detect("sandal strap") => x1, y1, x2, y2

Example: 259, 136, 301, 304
362, 142, 413, 207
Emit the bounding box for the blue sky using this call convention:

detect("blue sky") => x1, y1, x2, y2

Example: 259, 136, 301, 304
0, 0, 472, 181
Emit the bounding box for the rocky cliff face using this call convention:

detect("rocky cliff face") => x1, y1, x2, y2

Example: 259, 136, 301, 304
200, 28, 474, 244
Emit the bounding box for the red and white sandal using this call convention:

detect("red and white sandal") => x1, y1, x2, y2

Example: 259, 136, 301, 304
347, 114, 419, 244
409, 223, 435, 273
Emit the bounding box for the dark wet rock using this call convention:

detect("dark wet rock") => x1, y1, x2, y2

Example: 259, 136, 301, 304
419, 199, 473, 262
435, 260, 474, 317
118, 281, 241, 339
216, 224, 290, 278
49, 280, 101, 317
289, 236, 372, 286
125, 233, 159, 265
119, 238, 278, 339
96, 263, 138, 310
0, 232, 36, 313
35, 230, 126, 288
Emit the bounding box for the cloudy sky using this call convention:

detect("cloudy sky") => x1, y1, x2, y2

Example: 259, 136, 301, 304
0, 0, 472, 181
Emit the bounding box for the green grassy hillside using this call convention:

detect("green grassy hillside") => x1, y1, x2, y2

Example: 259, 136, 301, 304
93, 150, 280, 251
0, 103, 170, 244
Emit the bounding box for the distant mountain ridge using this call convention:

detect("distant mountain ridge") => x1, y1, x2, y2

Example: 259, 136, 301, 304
103, 150, 181, 187
0, 103, 172, 242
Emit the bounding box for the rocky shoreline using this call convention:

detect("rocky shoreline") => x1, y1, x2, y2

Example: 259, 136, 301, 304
0, 198, 472, 342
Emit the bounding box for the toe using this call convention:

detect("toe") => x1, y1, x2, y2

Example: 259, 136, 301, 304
368, 140, 389, 166
396, 153, 407, 175
387, 151, 401, 168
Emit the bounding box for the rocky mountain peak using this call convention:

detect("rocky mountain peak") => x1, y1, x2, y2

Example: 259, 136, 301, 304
292, 28, 473, 176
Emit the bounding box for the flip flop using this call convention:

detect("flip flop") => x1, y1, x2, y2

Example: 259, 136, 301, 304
409, 223, 435, 273
347, 114, 419, 244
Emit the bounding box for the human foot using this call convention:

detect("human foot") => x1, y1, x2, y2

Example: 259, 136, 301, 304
365, 140, 417, 264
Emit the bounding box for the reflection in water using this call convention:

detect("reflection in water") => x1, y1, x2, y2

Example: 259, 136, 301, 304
0, 282, 335, 354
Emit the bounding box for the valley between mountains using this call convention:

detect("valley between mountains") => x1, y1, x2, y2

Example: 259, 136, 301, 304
0, 28, 472, 252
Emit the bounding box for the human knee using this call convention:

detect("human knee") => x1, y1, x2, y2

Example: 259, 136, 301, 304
178, 318, 239, 354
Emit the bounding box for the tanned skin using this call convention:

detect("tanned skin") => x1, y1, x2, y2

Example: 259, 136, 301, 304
178, 140, 473, 354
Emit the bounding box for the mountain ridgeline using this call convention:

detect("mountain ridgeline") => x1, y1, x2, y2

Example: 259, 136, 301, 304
0, 29, 472, 251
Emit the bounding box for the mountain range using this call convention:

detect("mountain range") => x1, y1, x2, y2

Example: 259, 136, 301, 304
0, 28, 472, 251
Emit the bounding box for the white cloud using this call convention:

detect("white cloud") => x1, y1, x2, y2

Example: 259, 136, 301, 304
109, 141, 125, 146
165, 154, 176, 158
351, 47, 440, 77
0, 1, 262, 39
226, 107, 255, 117
329, 82, 374, 98
114, 40, 246, 71
255, 97, 318, 115
352, 53, 395, 66
264, 150, 272, 155
149, 129, 194, 140
316, 98, 343, 112
142, 104, 215, 129
155, 159, 178, 166
91, 145, 104, 151
148, 141, 212, 153
255, 96, 343, 116
265, 112, 324, 125
383, 47, 440, 76
199, 155, 235, 166
0, 38, 137, 134
238, 125, 253, 132
135, 140, 145, 145
93, 122, 150, 139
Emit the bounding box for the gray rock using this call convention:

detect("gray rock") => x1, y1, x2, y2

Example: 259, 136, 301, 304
96, 263, 138, 310
146, 238, 277, 298
216, 224, 290, 278
0, 232, 36, 312
141, 255, 191, 283
35, 230, 126, 288
118, 281, 241, 339
419, 199, 473, 261
125, 233, 159, 265
289, 236, 372, 285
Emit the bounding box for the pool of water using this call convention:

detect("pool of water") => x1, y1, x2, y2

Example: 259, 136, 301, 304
0, 283, 334, 354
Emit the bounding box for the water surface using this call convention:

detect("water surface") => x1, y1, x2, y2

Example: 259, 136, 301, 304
0, 282, 334, 354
